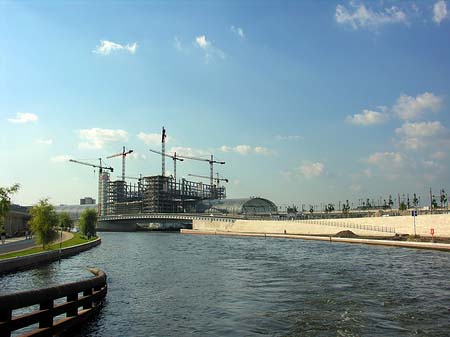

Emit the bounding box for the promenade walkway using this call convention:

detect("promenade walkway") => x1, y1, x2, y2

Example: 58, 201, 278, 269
0, 232, 74, 255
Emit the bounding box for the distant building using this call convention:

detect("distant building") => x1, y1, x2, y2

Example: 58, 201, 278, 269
3, 204, 31, 237
196, 197, 278, 216
54, 204, 97, 222
80, 197, 96, 205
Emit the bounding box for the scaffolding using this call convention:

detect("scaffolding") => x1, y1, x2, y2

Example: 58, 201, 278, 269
103, 175, 226, 215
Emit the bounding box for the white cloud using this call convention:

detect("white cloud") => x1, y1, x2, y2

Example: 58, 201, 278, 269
254, 146, 271, 155
431, 151, 447, 160
173, 36, 183, 51
195, 35, 225, 61
395, 121, 447, 151
7, 112, 38, 124
195, 35, 210, 49
51, 155, 71, 163
367, 152, 406, 169
346, 109, 388, 126
231, 26, 245, 39
220, 145, 271, 155
129, 152, 147, 160
138, 132, 173, 146
335, 2, 407, 30
299, 162, 325, 178
36, 138, 53, 145
395, 121, 445, 137
93, 40, 138, 55
169, 146, 209, 158
392, 92, 443, 120
78, 128, 128, 150
433, 1, 448, 24
275, 135, 303, 141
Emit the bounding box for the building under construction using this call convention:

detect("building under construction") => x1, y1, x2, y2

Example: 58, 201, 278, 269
100, 173, 226, 216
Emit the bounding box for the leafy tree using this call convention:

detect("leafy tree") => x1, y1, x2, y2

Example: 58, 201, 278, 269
59, 212, 74, 231
325, 203, 335, 213
79, 208, 97, 237
29, 199, 58, 248
413, 193, 419, 207
399, 201, 407, 211
431, 195, 438, 209
309, 205, 314, 214
440, 189, 447, 208
388, 195, 394, 208
0, 183, 20, 234
342, 200, 350, 214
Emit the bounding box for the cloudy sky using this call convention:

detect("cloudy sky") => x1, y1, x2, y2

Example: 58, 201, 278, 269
1, 0, 449, 208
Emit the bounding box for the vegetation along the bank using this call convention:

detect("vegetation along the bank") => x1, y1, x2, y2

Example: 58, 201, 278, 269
0, 233, 97, 260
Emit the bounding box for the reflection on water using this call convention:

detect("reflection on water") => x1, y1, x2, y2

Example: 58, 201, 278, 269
1, 232, 450, 336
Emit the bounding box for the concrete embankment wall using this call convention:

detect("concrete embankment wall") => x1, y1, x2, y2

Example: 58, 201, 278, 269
0, 237, 101, 274
192, 213, 450, 237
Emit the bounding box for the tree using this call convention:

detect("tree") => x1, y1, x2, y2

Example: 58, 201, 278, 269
325, 203, 335, 213
413, 193, 419, 207
399, 201, 407, 211
0, 183, 20, 234
79, 208, 97, 237
309, 205, 314, 214
431, 195, 438, 209
440, 189, 447, 208
59, 212, 74, 231
29, 199, 58, 248
388, 195, 394, 208
342, 200, 350, 214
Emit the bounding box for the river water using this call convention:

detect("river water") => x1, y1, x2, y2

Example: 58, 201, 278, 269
1, 232, 450, 336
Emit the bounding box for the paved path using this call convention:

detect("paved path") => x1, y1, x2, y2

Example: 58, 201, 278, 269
0, 232, 74, 255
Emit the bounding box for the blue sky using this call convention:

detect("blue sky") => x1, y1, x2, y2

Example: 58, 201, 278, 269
1, 0, 449, 208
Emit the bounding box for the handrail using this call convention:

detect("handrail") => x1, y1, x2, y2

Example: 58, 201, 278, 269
0, 268, 107, 337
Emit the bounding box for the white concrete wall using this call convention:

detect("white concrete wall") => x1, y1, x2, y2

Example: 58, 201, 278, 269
192, 213, 450, 237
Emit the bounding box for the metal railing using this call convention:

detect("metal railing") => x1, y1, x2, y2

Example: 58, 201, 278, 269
293, 219, 396, 233
0, 268, 107, 337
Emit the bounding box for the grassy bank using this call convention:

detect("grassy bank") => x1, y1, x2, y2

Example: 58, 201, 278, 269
0, 234, 97, 260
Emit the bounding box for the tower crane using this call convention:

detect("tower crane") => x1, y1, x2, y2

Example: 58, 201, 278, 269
69, 159, 113, 216
69, 159, 113, 173
161, 126, 166, 177
149, 149, 184, 182
107, 146, 133, 181
176, 154, 225, 187
188, 173, 229, 186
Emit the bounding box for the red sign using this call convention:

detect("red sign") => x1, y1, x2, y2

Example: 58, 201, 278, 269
430, 228, 435, 236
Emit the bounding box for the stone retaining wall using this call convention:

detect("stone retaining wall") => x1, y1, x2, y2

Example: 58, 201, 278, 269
0, 237, 101, 275
192, 213, 450, 237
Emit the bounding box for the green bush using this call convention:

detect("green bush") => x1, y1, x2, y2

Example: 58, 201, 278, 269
29, 199, 58, 248
79, 208, 97, 237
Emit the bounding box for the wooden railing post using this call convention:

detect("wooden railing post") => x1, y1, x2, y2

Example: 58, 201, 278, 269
0, 309, 12, 337
83, 288, 93, 310
39, 299, 53, 329
67, 292, 78, 317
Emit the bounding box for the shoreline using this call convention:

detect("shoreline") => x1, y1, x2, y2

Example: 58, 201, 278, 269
181, 229, 450, 252
0, 237, 102, 275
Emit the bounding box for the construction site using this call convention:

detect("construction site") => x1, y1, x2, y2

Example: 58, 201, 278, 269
70, 127, 229, 217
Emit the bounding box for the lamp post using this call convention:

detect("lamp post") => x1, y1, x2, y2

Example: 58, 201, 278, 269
58, 224, 63, 262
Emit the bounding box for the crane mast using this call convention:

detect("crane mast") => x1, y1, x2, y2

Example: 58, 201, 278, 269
69, 159, 113, 216
149, 148, 184, 182
175, 153, 225, 188
107, 146, 133, 182
161, 127, 166, 177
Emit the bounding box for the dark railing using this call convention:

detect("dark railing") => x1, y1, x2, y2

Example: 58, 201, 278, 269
0, 268, 107, 337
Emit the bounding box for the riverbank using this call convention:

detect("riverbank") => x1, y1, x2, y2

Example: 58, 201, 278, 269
0, 236, 101, 274
181, 229, 450, 251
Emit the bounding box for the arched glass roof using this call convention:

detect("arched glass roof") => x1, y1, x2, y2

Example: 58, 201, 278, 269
196, 197, 278, 215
